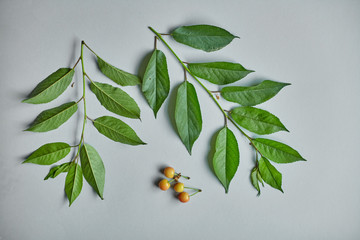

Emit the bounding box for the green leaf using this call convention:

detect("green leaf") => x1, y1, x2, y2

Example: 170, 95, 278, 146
252, 138, 306, 163
257, 170, 264, 187
90, 81, 140, 119
93, 116, 145, 145
142, 50, 170, 117
44, 162, 71, 180
97, 57, 140, 86
23, 68, 74, 104
221, 80, 290, 106
23, 142, 71, 165
80, 143, 105, 199
231, 107, 288, 135
25, 102, 78, 132
175, 81, 202, 154
258, 157, 283, 192
171, 25, 238, 52
212, 127, 239, 193
65, 163, 83, 206
188, 62, 253, 85
250, 167, 261, 195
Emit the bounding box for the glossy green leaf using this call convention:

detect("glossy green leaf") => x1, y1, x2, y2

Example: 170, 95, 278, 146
25, 102, 78, 132
212, 127, 239, 193
231, 107, 288, 135
65, 163, 83, 206
175, 81, 202, 154
80, 144, 105, 199
250, 167, 261, 195
142, 50, 170, 117
93, 116, 145, 145
252, 138, 306, 163
171, 25, 238, 52
221, 80, 290, 106
23, 142, 71, 165
23, 68, 74, 104
258, 157, 283, 192
188, 62, 253, 85
90, 81, 140, 119
44, 162, 71, 180
97, 57, 140, 86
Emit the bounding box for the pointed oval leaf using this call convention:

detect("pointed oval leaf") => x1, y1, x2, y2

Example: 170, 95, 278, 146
93, 116, 145, 145
80, 143, 105, 199
25, 101, 78, 132
97, 57, 140, 86
258, 157, 283, 192
231, 107, 288, 135
188, 62, 253, 85
212, 127, 239, 193
23, 142, 71, 165
90, 81, 140, 119
175, 81, 202, 154
23, 68, 75, 104
142, 50, 170, 117
250, 167, 261, 195
221, 80, 290, 106
44, 162, 71, 180
253, 138, 306, 163
171, 25, 238, 52
65, 163, 83, 206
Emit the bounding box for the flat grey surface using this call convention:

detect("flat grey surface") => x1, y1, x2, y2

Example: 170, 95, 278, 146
1, 0, 360, 239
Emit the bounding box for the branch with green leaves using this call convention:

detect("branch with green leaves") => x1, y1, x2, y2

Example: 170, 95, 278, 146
23, 41, 145, 206
144, 25, 306, 195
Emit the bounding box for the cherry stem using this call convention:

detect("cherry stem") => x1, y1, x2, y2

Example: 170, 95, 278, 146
175, 172, 190, 180
189, 189, 202, 196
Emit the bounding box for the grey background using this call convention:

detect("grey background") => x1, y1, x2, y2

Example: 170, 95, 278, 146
1, 0, 359, 239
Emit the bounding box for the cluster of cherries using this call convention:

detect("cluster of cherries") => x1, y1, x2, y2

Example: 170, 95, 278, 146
159, 167, 202, 203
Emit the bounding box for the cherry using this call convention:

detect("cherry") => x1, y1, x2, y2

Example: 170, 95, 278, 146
178, 192, 190, 203
163, 167, 175, 178
173, 182, 184, 193
158, 179, 170, 191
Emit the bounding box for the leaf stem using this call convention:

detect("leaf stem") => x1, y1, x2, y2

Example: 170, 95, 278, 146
84, 72, 95, 84
83, 41, 99, 57
72, 57, 81, 70
148, 27, 227, 119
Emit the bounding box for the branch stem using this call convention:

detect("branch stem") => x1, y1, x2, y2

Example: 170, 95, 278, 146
148, 27, 227, 119
73, 41, 88, 161
148, 27, 261, 155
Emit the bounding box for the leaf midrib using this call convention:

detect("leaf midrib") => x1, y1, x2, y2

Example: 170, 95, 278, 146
255, 139, 301, 159
95, 120, 140, 144
224, 85, 285, 95
191, 63, 248, 72
82, 145, 101, 194
30, 69, 73, 98
28, 145, 69, 162
262, 159, 281, 190
93, 83, 135, 117
31, 102, 77, 128
69, 164, 80, 201
232, 111, 284, 129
